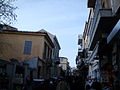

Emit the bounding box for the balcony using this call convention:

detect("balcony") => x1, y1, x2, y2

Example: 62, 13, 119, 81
76, 60, 85, 69
88, 0, 96, 8
88, 43, 99, 63
107, 20, 120, 43
54, 60, 60, 64
88, 0, 118, 50
89, 9, 113, 50
78, 35, 82, 45
46, 59, 52, 67
53, 58, 60, 64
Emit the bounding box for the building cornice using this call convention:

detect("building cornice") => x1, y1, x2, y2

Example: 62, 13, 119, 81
0, 30, 55, 48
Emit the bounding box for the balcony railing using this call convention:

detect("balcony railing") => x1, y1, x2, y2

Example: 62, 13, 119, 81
88, 42, 99, 63
88, 0, 112, 50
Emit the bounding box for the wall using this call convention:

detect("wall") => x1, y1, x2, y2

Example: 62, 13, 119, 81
0, 33, 45, 62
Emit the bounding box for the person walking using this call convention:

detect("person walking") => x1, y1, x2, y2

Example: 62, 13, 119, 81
56, 79, 70, 90
23, 75, 32, 90
90, 81, 102, 90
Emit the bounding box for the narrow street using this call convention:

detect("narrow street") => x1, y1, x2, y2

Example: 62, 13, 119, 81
1, 0, 120, 90
30, 76, 86, 90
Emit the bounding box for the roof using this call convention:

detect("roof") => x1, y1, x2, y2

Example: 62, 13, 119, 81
38, 29, 61, 49
0, 29, 54, 48
0, 24, 18, 31
38, 29, 55, 42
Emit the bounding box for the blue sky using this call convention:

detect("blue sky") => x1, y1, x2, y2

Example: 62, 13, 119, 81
13, 0, 89, 67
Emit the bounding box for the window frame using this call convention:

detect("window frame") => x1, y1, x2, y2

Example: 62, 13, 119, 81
23, 41, 32, 55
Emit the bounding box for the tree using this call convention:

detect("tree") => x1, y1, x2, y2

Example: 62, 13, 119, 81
0, 0, 17, 24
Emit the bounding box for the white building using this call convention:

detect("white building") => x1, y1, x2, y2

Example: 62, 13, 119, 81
59, 57, 70, 75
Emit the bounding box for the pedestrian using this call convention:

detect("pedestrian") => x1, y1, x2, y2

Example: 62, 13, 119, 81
56, 79, 70, 90
24, 75, 32, 90
90, 80, 102, 90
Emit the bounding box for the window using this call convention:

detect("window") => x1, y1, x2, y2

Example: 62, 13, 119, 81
23, 41, 32, 54
60, 59, 63, 62
43, 42, 47, 59
49, 49, 52, 59
43, 42, 52, 59
102, 2, 105, 8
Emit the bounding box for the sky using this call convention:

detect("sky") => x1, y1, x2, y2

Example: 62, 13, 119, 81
13, 0, 89, 67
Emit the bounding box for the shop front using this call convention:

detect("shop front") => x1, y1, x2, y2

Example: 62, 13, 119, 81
13, 65, 24, 90
0, 59, 9, 90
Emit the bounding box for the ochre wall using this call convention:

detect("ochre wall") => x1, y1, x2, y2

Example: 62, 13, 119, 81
0, 33, 45, 62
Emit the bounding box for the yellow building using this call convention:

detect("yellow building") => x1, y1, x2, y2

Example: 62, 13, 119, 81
0, 29, 54, 79
0, 30, 54, 62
